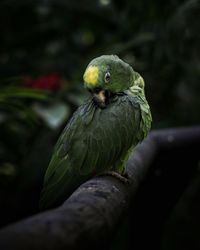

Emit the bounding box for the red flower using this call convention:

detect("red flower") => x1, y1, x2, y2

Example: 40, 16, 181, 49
23, 73, 62, 91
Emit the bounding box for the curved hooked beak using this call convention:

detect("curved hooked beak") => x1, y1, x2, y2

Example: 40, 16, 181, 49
90, 88, 111, 108
94, 90, 106, 108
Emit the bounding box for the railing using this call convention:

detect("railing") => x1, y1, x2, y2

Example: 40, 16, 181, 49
0, 127, 199, 250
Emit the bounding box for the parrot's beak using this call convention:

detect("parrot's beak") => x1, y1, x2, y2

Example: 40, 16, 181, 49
94, 90, 105, 104
93, 90, 107, 108
90, 88, 111, 108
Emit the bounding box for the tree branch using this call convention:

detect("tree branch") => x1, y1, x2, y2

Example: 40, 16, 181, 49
0, 127, 199, 250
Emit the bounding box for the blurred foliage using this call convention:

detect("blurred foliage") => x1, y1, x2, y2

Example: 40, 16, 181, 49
0, 0, 199, 248
0, 0, 199, 126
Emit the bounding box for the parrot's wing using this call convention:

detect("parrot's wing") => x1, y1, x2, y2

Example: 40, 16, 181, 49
40, 102, 95, 209
137, 98, 152, 140
43, 101, 95, 181
129, 75, 152, 141
39, 143, 88, 209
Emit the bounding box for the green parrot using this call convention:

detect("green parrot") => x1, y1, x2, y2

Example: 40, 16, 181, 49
40, 55, 152, 209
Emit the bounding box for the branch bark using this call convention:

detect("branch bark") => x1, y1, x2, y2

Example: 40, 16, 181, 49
0, 127, 199, 250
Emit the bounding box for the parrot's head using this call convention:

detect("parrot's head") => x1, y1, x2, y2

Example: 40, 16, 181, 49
83, 55, 135, 108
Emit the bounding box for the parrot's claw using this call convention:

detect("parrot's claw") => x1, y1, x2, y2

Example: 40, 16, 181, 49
100, 171, 130, 184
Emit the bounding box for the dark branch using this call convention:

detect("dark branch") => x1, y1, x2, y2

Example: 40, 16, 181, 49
0, 127, 199, 250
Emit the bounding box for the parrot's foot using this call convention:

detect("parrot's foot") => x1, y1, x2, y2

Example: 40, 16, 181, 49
100, 171, 130, 184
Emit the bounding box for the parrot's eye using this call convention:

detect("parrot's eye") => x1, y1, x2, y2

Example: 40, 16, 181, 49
104, 72, 111, 83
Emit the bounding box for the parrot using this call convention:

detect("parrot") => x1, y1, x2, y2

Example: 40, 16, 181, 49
39, 55, 152, 209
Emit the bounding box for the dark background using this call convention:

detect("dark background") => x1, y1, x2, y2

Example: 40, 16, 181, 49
0, 0, 199, 249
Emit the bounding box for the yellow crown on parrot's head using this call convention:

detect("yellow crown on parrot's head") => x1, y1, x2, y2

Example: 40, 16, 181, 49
83, 66, 99, 87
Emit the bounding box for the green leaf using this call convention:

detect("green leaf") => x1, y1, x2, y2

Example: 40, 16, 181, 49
0, 87, 48, 101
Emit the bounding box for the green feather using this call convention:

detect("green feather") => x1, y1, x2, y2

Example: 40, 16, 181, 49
40, 55, 152, 209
